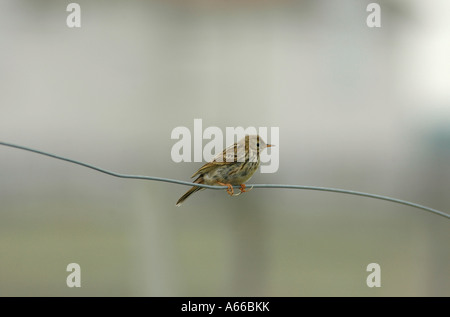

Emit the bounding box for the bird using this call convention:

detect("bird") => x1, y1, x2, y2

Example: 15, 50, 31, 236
176, 135, 273, 206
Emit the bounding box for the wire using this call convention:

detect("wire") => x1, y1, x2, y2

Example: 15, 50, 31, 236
1, 141, 449, 219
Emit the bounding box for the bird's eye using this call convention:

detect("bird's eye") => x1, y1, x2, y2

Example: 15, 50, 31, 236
257, 142, 260, 147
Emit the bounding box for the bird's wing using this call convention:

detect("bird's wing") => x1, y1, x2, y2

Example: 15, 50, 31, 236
191, 142, 245, 178
190, 161, 227, 178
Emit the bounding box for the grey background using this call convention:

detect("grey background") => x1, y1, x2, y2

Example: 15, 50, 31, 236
1, 0, 449, 296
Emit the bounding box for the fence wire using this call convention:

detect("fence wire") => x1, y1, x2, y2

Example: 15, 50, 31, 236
1, 141, 449, 219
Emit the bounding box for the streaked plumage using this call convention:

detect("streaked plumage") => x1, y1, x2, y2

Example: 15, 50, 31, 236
176, 135, 272, 206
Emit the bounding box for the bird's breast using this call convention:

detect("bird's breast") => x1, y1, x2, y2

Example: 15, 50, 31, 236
203, 161, 260, 185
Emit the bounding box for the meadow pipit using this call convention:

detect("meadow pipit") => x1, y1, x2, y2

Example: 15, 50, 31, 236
176, 135, 272, 206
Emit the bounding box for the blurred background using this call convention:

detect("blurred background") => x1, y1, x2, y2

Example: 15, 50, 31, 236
1, 0, 449, 296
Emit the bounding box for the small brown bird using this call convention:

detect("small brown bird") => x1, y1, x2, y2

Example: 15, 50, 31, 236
176, 135, 272, 206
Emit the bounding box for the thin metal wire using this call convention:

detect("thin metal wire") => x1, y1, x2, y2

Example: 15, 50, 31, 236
1, 141, 449, 219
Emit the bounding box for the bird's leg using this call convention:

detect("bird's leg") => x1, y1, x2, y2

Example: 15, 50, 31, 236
217, 181, 234, 196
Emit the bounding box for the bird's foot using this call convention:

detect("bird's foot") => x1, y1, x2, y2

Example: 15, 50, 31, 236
218, 182, 235, 196
239, 184, 253, 193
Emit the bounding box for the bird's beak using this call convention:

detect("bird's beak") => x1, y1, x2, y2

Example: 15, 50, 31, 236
266, 144, 273, 148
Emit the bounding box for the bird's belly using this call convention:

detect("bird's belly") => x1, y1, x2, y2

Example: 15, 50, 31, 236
203, 162, 259, 185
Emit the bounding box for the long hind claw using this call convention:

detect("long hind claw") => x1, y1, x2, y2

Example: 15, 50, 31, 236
233, 190, 242, 196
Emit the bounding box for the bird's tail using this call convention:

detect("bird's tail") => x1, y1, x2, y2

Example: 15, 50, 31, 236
176, 177, 204, 207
